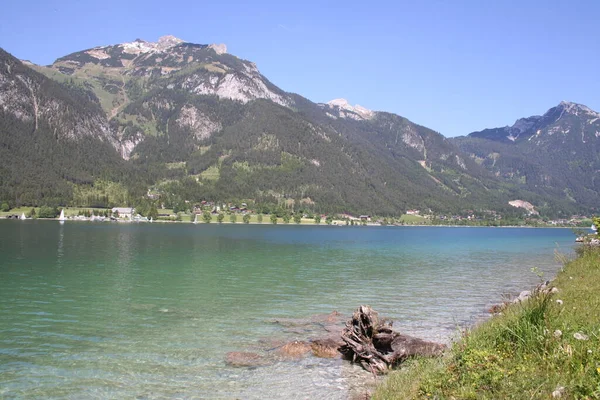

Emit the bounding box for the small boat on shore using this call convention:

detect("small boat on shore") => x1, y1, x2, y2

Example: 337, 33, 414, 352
20, 213, 26, 220
58, 209, 66, 223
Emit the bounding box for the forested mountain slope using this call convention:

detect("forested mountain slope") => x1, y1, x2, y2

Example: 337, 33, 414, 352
0, 48, 131, 206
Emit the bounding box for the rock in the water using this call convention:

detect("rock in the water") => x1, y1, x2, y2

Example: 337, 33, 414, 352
311, 337, 343, 358
277, 340, 312, 358
374, 330, 446, 361
225, 351, 267, 367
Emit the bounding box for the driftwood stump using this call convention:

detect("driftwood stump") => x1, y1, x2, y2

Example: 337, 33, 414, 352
339, 305, 445, 373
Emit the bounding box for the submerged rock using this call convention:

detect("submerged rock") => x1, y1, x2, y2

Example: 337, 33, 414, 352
311, 337, 344, 358
276, 341, 312, 358
225, 351, 268, 367
270, 311, 344, 328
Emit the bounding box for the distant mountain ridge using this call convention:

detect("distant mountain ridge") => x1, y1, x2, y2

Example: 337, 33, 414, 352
468, 101, 600, 144
452, 101, 600, 212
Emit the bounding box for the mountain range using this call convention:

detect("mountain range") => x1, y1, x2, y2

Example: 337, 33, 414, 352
452, 101, 600, 212
1, 36, 598, 217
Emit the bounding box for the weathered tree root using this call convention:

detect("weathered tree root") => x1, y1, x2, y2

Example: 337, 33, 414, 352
339, 305, 446, 373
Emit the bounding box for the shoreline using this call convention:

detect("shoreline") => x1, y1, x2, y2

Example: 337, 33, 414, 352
0, 216, 579, 230
374, 245, 599, 399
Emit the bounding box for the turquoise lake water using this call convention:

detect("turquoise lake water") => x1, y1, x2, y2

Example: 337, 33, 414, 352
0, 221, 575, 399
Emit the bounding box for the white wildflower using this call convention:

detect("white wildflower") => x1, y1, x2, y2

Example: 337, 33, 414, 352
553, 330, 563, 338
552, 386, 565, 398
574, 332, 589, 341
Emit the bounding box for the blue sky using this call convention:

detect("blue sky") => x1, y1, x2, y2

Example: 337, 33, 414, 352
2, 0, 598, 137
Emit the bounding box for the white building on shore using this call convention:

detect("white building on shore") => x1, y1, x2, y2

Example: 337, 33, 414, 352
111, 207, 135, 219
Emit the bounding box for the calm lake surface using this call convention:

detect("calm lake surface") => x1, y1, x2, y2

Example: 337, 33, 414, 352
0, 221, 575, 399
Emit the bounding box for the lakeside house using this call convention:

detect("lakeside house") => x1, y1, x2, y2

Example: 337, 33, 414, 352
111, 207, 135, 219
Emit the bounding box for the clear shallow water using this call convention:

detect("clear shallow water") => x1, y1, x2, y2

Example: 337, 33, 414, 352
0, 221, 575, 399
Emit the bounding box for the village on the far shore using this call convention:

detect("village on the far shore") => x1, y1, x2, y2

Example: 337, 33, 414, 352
1, 199, 596, 229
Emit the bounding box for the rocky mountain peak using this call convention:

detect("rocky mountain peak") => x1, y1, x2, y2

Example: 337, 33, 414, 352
115, 35, 186, 55
325, 98, 374, 120
60, 36, 224, 63
157, 35, 184, 49
468, 101, 600, 143
554, 101, 600, 119
208, 43, 227, 55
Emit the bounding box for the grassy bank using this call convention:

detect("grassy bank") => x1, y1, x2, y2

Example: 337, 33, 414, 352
375, 246, 600, 399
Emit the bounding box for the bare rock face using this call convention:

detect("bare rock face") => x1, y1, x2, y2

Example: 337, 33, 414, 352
176, 105, 222, 140
180, 69, 289, 106
508, 199, 539, 215
0, 50, 119, 150
325, 98, 374, 120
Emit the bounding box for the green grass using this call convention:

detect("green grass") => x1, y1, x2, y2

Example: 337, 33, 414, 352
200, 165, 220, 181
165, 162, 186, 170
400, 214, 429, 224
0, 207, 34, 217
0, 207, 111, 218
374, 246, 600, 399
116, 113, 158, 136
